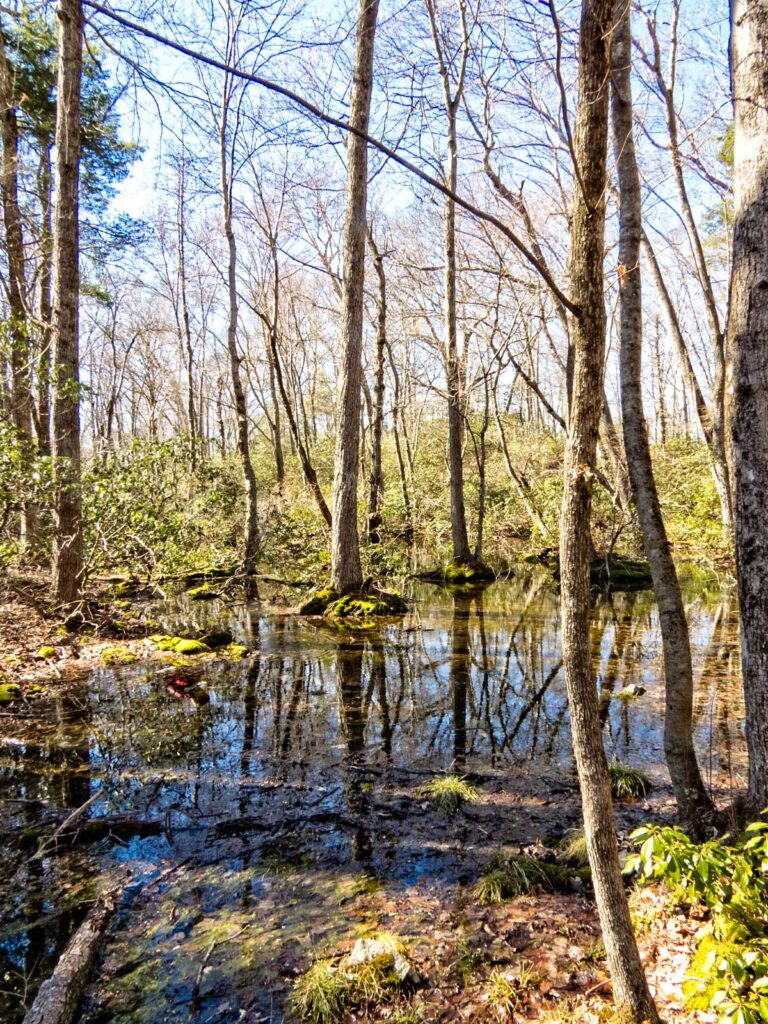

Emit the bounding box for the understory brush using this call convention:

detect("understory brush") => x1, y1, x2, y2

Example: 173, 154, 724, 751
625, 818, 768, 1024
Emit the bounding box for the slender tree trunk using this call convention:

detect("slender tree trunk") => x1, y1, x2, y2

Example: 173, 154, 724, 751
51, 0, 84, 606
560, 1, 658, 1018
730, 0, 768, 812
36, 136, 53, 456
267, 241, 285, 487
642, 230, 732, 527
177, 151, 197, 468
0, 21, 39, 548
330, 0, 379, 593
367, 229, 386, 543
611, 0, 715, 832
220, 91, 260, 580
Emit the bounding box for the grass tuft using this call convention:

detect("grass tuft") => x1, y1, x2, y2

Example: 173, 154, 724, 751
292, 961, 348, 1024
473, 853, 570, 904
557, 829, 589, 867
609, 762, 651, 800
419, 774, 480, 814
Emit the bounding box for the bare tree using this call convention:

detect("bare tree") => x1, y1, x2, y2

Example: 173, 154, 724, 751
331, 0, 380, 593
560, 0, 658, 1018
51, 0, 84, 606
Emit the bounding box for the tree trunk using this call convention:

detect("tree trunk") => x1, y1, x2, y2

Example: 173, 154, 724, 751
36, 135, 53, 456
610, 0, 715, 833
560, 0, 659, 1019
366, 229, 386, 543
330, 0, 379, 593
51, 0, 84, 607
220, 90, 259, 580
0, 21, 39, 548
177, 151, 198, 468
730, 0, 768, 812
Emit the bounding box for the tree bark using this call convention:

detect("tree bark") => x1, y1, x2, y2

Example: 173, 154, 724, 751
426, 0, 472, 565
610, 0, 715, 833
51, 0, 84, 606
219, 77, 260, 579
0, 20, 39, 548
560, 0, 659, 1019
330, 0, 379, 593
366, 229, 386, 543
730, 0, 768, 812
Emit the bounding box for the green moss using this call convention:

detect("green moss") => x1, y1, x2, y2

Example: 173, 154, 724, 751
174, 638, 209, 655
298, 585, 339, 615
223, 643, 249, 660
0, 682, 22, 703
35, 645, 58, 660
187, 585, 222, 601
442, 560, 495, 585
324, 589, 407, 626
150, 634, 209, 656
100, 647, 139, 667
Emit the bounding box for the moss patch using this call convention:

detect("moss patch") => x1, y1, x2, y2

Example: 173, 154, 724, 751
35, 645, 58, 660
325, 589, 407, 627
187, 585, 223, 601
100, 646, 139, 667
297, 585, 339, 616
0, 682, 22, 703
150, 634, 210, 656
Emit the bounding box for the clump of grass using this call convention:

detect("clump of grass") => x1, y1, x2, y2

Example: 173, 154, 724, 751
473, 853, 570, 905
292, 961, 348, 1024
609, 762, 651, 800
455, 938, 486, 984
557, 828, 589, 867
486, 963, 541, 1020
292, 934, 417, 1024
419, 774, 479, 814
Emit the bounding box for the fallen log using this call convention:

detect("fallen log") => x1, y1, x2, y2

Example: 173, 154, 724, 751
19, 814, 163, 853
22, 889, 119, 1024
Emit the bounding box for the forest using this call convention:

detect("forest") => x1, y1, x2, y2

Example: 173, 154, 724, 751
1, 0, 768, 1022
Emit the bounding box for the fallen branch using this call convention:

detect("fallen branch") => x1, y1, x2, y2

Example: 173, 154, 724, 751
22, 888, 120, 1024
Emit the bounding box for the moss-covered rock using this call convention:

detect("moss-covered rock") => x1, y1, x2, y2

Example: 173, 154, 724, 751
419, 560, 496, 587
325, 589, 407, 627
150, 634, 210, 656
187, 585, 222, 601
297, 585, 339, 615
0, 682, 22, 703
100, 647, 139, 667
35, 645, 58, 660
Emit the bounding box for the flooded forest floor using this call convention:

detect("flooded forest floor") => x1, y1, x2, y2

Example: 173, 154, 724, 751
0, 568, 745, 1023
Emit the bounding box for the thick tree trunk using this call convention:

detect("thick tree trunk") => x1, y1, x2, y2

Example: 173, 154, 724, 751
330, 0, 379, 593
51, 0, 84, 606
730, 0, 768, 812
610, 0, 715, 833
366, 230, 386, 543
560, 1, 658, 1019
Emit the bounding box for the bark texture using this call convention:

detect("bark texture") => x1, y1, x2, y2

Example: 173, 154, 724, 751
610, 0, 715, 832
23, 891, 117, 1024
560, 0, 658, 1018
366, 230, 386, 543
330, 0, 379, 593
730, 0, 768, 811
51, 0, 84, 606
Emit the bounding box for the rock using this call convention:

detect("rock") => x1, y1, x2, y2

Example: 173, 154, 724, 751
348, 937, 422, 987
199, 629, 234, 649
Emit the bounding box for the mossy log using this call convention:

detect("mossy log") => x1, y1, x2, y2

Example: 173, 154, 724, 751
417, 559, 497, 587
550, 554, 653, 591
22, 889, 119, 1024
